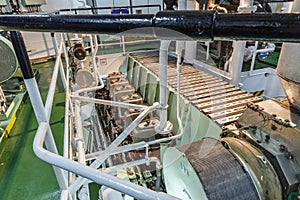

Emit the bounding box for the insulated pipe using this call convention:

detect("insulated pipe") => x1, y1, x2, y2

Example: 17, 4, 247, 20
2, 12, 300, 42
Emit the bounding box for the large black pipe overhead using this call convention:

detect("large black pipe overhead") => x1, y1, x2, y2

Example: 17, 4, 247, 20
10, 31, 34, 79
0, 11, 300, 42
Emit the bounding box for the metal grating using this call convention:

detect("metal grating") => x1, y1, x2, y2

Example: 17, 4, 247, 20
129, 51, 262, 125
176, 138, 259, 200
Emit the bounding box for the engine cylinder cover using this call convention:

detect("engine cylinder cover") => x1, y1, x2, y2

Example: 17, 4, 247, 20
163, 138, 259, 200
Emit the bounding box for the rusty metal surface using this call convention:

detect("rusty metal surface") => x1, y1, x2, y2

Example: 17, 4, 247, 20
129, 51, 262, 125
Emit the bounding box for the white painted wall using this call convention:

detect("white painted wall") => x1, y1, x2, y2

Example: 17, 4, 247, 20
24, 0, 164, 60
94, 0, 163, 14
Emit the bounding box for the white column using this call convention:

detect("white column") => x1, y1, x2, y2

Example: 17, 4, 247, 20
229, 0, 254, 86
184, 0, 197, 63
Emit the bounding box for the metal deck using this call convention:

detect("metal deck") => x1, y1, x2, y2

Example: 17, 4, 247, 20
129, 51, 262, 125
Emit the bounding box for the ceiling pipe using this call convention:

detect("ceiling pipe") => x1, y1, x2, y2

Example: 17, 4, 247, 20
1, 11, 300, 42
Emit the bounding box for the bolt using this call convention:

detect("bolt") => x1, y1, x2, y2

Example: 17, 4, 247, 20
279, 144, 286, 152
286, 152, 294, 160
271, 124, 277, 131
265, 134, 270, 142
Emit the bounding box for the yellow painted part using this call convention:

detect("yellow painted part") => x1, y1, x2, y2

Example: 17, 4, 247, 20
4, 113, 16, 138
252, 90, 264, 96
3, 98, 24, 138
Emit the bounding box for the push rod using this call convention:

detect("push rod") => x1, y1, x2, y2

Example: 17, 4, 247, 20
1, 11, 300, 42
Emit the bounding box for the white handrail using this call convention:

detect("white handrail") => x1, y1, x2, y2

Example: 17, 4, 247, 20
33, 122, 177, 200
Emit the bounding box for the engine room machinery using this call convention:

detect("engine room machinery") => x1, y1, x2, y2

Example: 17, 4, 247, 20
3, 3, 300, 200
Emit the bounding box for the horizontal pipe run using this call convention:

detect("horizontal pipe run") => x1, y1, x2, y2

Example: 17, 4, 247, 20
71, 95, 148, 110
2, 11, 300, 42
85, 142, 149, 161
101, 157, 160, 174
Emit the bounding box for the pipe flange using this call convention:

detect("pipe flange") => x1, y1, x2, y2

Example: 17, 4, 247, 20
155, 121, 173, 135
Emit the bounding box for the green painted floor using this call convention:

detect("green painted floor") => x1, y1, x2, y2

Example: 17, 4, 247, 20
0, 60, 64, 200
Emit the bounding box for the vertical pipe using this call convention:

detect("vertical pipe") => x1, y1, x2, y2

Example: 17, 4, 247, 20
230, 41, 246, 86
63, 33, 70, 160
51, 33, 67, 90
157, 40, 171, 131
249, 41, 258, 75
122, 36, 126, 56
206, 42, 210, 60
10, 31, 68, 191
129, 0, 133, 13
45, 36, 64, 118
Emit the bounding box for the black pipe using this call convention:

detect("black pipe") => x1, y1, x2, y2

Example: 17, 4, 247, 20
129, 0, 133, 14
1, 11, 300, 42
10, 31, 34, 79
215, 13, 300, 42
